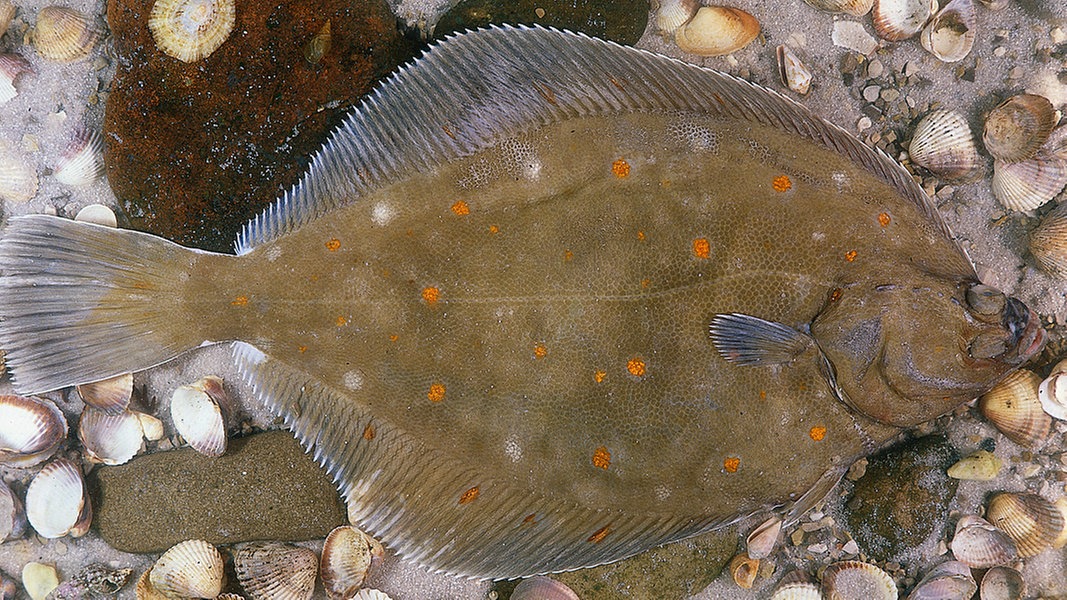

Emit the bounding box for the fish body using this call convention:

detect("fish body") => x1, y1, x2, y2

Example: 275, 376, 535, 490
0, 27, 1045, 578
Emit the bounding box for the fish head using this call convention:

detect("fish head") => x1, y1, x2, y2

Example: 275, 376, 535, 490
813, 279, 1046, 428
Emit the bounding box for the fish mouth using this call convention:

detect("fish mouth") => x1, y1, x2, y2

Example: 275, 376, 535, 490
1006, 299, 1046, 361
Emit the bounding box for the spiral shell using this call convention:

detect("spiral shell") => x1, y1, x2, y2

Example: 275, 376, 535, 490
0, 395, 68, 467
32, 6, 99, 63
78, 407, 145, 466
908, 109, 981, 180
510, 576, 579, 600
76, 372, 133, 413
872, 0, 937, 41
234, 542, 317, 600
0, 53, 32, 104
983, 94, 1058, 162
985, 492, 1067, 557
1037, 358, 1067, 419
821, 561, 897, 600
729, 552, 760, 589
303, 20, 331, 65
905, 560, 975, 600
54, 128, 105, 187
979, 566, 1024, 600
1029, 202, 1067, 279
320, 525, 384, 600
978, 369, 1051, 447
802, 0, 874, 16
25, 457, 92, 538
919, 0, 976, 62
150, 539, 225, 599
170, 376, 229, 457
674, 6, 760, 57
949, 515, 1017, 568
148, 0, 235, 63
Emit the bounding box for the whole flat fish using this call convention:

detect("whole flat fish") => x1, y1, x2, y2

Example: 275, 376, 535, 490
0, 26, 1046, 579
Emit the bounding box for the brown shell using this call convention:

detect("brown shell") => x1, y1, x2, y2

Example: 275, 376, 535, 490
985, 492, 1066, 557
950, 514, 1018, 568
674, 6, 760, 57
148, 0, 236, 63
320, 526, 384, 600
978, 369, 1051, 447
77, 373, 133, 413
234, 542, 317, 600
908, 109, 981, 181
983, 94, 1058, 162
1029, 202, 1067, 279
729, 552, 759, 589
32, 6, 99, 63
510, 576, 580, 600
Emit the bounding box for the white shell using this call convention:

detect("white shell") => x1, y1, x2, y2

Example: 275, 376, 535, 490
0, 395, 68, 467
772, 580, 824, 600
0, 53, 32, 104
991, 155, 1067, 211
320, 525, 385, 600
674, 6, 760, 57
234, 542, 318, 600
21, 563, 59, 600
654, 0, 699, 36
746, 515, 782, 559
137, 412, 166, 442
919, 0, 975, 62
74, 204, 119, 228
151, 539, 225, 599
54, 128, 105, 186
0, 480, 27, 541
979, 566, 1025, 600
76, 372, 132, 413
0, 143, 39, 203
802, 0, 874, 16
78, 407, 145, 465
777, 45, 813, 95
25, 457, 91, 538
349, 592, 392, 600
170, 376, 228, 457
32, 6, 99, 63
909, 109, 981, 180
148, 0, 236, 63
905, 560, 975, 600
1038, 358, 1067, 419
821, 561, 897, 600
511, 576, 580, 600
950, 515, 1017, 568
872, 0, 937, 41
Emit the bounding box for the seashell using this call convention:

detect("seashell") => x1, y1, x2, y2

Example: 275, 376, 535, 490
303, 20, 331, 64
772, 577, 824, 600
0, 479, 27, 541
0, 143, 39, 203
25, 457, 91, 538
234, 542, 317, 600
1029, 203, 1067, 280
0, 53, 32, 104
0, 0, 15, 36
908, 109, 981, 180
746, 515, 782, 559
978, 369, 1051, 447
349, 592, 392, 600
821, 561, 897, 600
136, 412, 165, 442
54, 128, 105, 187
674, 6, 760, 57
872, 0, 937, 41
654, 0, 700, 36
979, 566, 1024, 600
1, 576, 14, 600
32, 6, 99, 63
0, 395, 68, 467
216, 595, 245, 600
905, 560, 975, 600
946, 450, 1002, 480
992, 155, 1067, 211
76, 372, 132, 413
74, 204, 119, 228
170, 376, 229, 457
52, 564, 134, 598
148, 0, 236, 63
919, 0, 976, 63
22, 563, 59, 600
777, 45, 813, 96
985, 491, 1067, 557
135, 569, 171, 600
983, 94, 1058, 162
802, 0, 874, 16
320, 525, 385, 600
510, 576, 580, 600
949, 514, 1017, 568
728, 552, 759, 589
151, 539, 225, 599
1038, 358, 1067, 418
78, 407, 145, 465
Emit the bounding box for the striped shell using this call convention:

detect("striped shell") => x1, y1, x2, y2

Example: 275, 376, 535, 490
148, 0, 235, 63
905, 561, 975, 600
510, 576, 580, 600
991, 155, 1067, 211
0, 395, 68, 467
170, 376, 229, 457
234, 542, 317, 600
908, 109, 981, 180
983, 94, 1058, 162
872, 0, 937, 41
654, 0, 699, 36
76, 372, 133, 413
950, 515, 1017, 568
674, 6, 760, 57
150, 539, 225, 598
78, 407, 145, 465
54, 129, 105, 187
32, 6, 99, 63
320, 526, 384, 600
802, 0, 874, 16
349, 592, 391, 600
135, 569, 170, 600
985, 492, 1067, 557
25, 457, 91, 538
979, 566, 1024, 600
0, 53, 32, 104
978, 369, 1051, 447
821, 561, 897, 600
1029, 202, 1067, 279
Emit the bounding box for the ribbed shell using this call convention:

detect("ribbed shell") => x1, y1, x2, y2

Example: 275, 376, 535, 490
985, 492, 1066, 557
905, 560, 975, 600
978, 369, 1051, 447
169, 377, 227, 457
25, 457, 89, 538
76, 372, 133, 413
950, 515, 1018, 568
674, 6, 760, 57
510, 576, 580, 600
32, 6, 99, 62
821, 561, 897, 600
983, 94, 1058, 162
148, 0, 235, 63
1037, 358, 1067, 419
773, 581, 824, 600
1029, 202, 1067, 279
78, 407, 145, 466
908, 109, 981, 180
150, 539, 225, 599
0, 144, 38, 204
54, 129, 105, 187
872, 0, 937, 41
0, 395, 68, 467
135, 569, 171, 600
0, 53, 32, 104
919, 0, 976, 62
992, 155, 1067, 211
320, 526, 384, 600
802, 0, 874, 16
0, 480, 26, 541
979, 566, 1025, 600
234, 542, 317, 600
654, 0, 699, 35
349, 591, 391, 600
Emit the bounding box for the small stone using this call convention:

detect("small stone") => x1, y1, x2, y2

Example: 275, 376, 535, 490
842, 539, 860, 554
808, 542, 828, 554
880, 88, 900, 102
867, 59, 884, 78
1052, 27, 1066, 44
791, 529, 806, 546
857, 116, 873, 131
832, 21, 879, 56
846, 457, 868, 480
994, 46, 1007, 57
863, 85, 881, 102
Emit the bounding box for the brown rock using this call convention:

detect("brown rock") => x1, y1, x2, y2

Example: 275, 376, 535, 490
87, 431, 347, 553
104, 0, 417, 252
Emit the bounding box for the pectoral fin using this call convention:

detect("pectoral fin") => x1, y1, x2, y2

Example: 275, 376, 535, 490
708, 313, 816, 366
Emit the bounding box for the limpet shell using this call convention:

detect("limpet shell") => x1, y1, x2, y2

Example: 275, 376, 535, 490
802, 0, 874, 16
777, 45, 813, 96
872, 0, 937, 41
978, 369, 1051, 447
0, 53, 32, 104
908, 109, 981, 180
170, 376, 229, 457
979, 566, 1024, 600
148, 0, 236, 63
25, 457, 91, 539
1037, 358, 1067, 419
32, 6, 99, 63
0, 479, 27, 541
905, 560, 975, 600
983, 94, 1058, 162
746, 515, 782, 559
1030, 203, 1067, 280
654, 0, 700, 36
946, 450, 1002, 480
821, 561, 897, 600
54, 128, 105, 187
0, 395, 68, 467
985, 491, 1067, 557
78, 407, 145, 465
76, 372, 132, 413
320, 525, 384, 600
919, 0, 976, 63
0, 143, 39, 204
234, 542, 317, 600
150, 539, 225, 599
949, 515, 1017, 568
728, 552, 759, 589
674, 6, 760, 57
510, 576, 579, 600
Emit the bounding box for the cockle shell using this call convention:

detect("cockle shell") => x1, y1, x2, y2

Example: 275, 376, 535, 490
919, 0, 976, 62
802, 0, 874, 16
135, 569, 170, 600
777, 45, 813, 95
25, 457, 91, 538
654, 0, 700, 36
983, 94, 1058, 162
0, 480, 27, 541
872, 0, 937, 41
170, 376, 229, 457
0, 143, 38, 204
908, 109, 981, 180
320, 526, 384, 600
234, 542, 317, 600
1029, 202, 1067, 279
950, 514, 1017, 568
349, 592, 391, 600
0, 53, 32, 104
729, 552, 759, 588
54, 129, 105, 187
148, 0, 235, 63
946, 450, 1002, 480
992, 155, 1067, 211
32, 6, 99, 63
985, 491, 1067, 557
674, 6, 760, 57
0, 395, 67, 467
979, 566, 1024, 600
1037, 358, 1067, 419
772, 576, 824, 600
510, 576, 580, 600
905, 560, 975, 600
978, 369, 1051, 447
746, 515, 783, 559
78, 407, 145, 465
0, 0, 15, 36
150, 539, 225, 599
821, 561, 897, 600
76, 372, 133, 413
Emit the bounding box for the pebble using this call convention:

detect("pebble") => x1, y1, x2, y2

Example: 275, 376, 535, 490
842, 539, 860, 554
21, 563, 58, 600
880, 88, 900, 102
1053, 27, 1066, 44
832, 21, 879, 56
866, 59, 884, 78
863, 85, 881, 102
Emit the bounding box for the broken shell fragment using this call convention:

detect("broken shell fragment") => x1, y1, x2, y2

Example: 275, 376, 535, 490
777, 45, 813, 95
1029, 202, 1067, 279
150, 539, 225, 599
674, 6, 760, 57
919, 0, 976, 62
746, 515, 782, 559
908, 109, 981, 180
78, 407, 145, 465
1038, 358, 1067, 419
905, 560, 975, 600
32, 6, 99, 63
0, 53, 32, 104
22, 563, 59, 600
821, 561, 897, 600
0, 395, 68, 467
76, 372, 132, 413
54, 128, 105, 187
946, 450, 1002, 480
979, 566, 1024, 600
51, 564, 133, 599
950, 514, 1018, 568
802, 0, 874, 16
510, 576, 580, 600
654, 0, 700, 36
985, 492, 1067, 557
983, 94, 1058, 162
872, 0, 937, 41
0, 480, 27, 541
148, 0, 236, 63
303, 20, 331, 64
25, 457, 91, 538
234, 542, 317, 600
978, 369, 1051, 447
0, 143, 39, 204
170, 376, 229, 457
320, 525, 385, 600
728, 552, 759, 589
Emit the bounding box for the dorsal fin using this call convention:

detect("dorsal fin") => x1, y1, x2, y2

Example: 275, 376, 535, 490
234, 25, 969, 274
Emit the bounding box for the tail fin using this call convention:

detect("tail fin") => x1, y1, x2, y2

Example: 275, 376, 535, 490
0, 215, 220, 394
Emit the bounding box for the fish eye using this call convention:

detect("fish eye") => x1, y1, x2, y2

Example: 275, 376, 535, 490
965, 284, 1006, 321
969, 331, 1009, 359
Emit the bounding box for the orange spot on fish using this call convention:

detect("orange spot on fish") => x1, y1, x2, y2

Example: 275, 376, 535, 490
609, 76, 625, 92
335, 315, 348, 327
534, 344, 547, 359
563, 250, 574, 262
829, 288, 843, 302
637, 230, 646, 241
809, 425, 827, 441
641, 278, 651, 289
587, 525, 611, 544
325, 238, 341, 251
298, 345, 308, 353
231, 295, 248, 307
521, 513, 540, 528
772, 175, 792, 192
459, 486, 480, 504
427, 382, 446, 403
612, 159, 631, 178
626, 357, 646, 377
422, 286, 440, 305
362, 424, 375, 440
451, 200, 470, 216
724, 456, 741, 473
389, 334, 399, 342
592, 446, 611, 469
693, 238, 711, 259
594, 370, 607, 383
488, 224, 500, 234
845, 250, 858, 262
878, 212, 891, 227
759, 390, 767, 400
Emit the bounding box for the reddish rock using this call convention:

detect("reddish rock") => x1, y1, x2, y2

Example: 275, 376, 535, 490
104, 0, 416, 251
